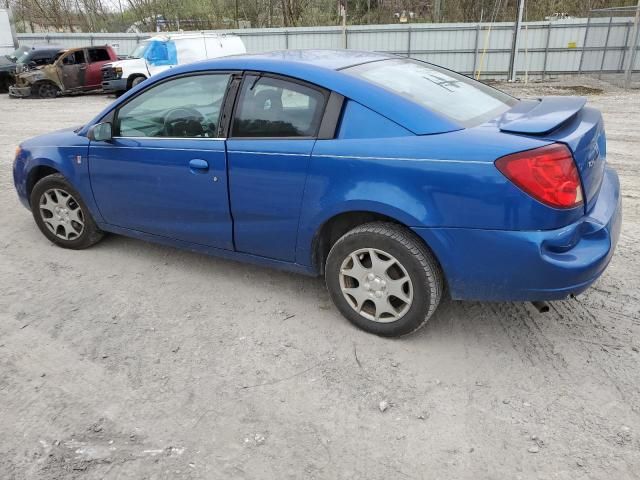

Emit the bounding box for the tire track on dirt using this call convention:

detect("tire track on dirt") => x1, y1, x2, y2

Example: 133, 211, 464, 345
550, 298, 640, 414
488, 302, 570, 379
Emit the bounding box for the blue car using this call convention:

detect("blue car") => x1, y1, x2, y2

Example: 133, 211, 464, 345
12, 50, 621, 337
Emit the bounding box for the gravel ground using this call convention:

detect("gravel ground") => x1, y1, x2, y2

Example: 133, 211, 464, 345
1, 79, 639, 480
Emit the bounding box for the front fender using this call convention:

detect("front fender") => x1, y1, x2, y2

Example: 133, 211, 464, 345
15, 130, 103, 223
20, 70, 44, 81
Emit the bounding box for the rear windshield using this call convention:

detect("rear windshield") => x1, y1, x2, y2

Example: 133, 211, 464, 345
344, 58, 517, 127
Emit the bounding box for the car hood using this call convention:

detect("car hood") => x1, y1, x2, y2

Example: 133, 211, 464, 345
16, 68, 46, 84
16, 65, 57, 84
103, 58, 144, 69
21, 127, 87, 149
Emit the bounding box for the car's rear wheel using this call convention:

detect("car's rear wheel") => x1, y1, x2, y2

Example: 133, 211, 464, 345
30, 174, 103, 249
36, 81, 59, 99
325, 222, 443, 337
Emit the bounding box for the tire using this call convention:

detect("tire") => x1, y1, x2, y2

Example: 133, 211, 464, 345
325, 222, 443, 337
36, 82, 59, 99
30, 174, 104, 249
130, 76, 145, 89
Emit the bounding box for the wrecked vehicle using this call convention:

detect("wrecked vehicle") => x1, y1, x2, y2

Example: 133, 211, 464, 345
9, 45, 117, 98
0, 45, 63, 92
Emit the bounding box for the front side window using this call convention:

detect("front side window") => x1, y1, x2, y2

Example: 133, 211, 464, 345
61, 50, 86, 65
116, 74, 231, 138
145, 40, 176, 66
232, 75, 326, 138
345, 58, 517, 127
88, 48, 110, 63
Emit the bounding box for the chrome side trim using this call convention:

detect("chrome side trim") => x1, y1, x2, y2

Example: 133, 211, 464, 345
312, 154, 491, 165
90, 145, 226, 153
112, 136, 227, 141
227, 150, 309, 157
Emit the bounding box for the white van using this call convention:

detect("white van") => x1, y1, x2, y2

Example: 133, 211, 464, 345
0, 8, 18, 56
102, 32, 246, 94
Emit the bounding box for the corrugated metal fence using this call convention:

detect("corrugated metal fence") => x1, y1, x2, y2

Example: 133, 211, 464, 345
17, 18, 640, 79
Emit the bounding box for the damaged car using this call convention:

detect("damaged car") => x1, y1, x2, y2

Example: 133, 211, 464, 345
0, 45, 63, 92
9, 45, 117, 98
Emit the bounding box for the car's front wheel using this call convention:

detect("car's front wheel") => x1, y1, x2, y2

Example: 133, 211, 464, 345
130, 76, 146, 89
325, 222, 443, 337
35, 81, 60, 98
30, 174, 104, 249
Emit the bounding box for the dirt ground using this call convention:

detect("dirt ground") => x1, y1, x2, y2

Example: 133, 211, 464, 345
0, 77, 639, 480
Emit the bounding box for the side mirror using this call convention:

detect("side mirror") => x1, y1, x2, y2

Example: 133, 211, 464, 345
88, 122, 113, 142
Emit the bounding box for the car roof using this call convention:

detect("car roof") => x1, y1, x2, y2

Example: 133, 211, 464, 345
153, 49, 461, 135
27, 45, 64, 51
222, 49, 395, 70
147, 32, 242, 41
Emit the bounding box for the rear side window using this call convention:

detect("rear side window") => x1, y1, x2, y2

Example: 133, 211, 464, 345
232, 75, 326, 138
88, 48, 110, 63
345, 58, 517, 127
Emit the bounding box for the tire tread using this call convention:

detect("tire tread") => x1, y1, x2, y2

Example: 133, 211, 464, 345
327, 222, 443, 336
31, 173, 104, 249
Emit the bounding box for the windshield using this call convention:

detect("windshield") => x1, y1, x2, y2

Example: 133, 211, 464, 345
6, 46, 29, 63
129, 42, 150, 59
344, 58, 517, 127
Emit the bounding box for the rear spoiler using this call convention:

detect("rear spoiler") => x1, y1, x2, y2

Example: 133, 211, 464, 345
498, 96, 587, 135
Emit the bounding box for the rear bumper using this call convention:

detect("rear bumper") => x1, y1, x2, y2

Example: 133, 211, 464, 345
413, 167, 622, 301
101, 78, 127, 92
9, 85, 32, 98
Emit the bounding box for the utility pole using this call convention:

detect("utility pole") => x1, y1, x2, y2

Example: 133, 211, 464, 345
340, 0, 347, 49
235, 0, 239, 28
624, 0, 640, 88
508, 0, 525, 82
433, 0, 441, 22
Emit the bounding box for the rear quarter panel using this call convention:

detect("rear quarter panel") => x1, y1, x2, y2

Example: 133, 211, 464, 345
297, 110, 585, 266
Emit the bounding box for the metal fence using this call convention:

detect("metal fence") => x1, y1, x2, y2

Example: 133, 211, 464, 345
17, 17, 640, 81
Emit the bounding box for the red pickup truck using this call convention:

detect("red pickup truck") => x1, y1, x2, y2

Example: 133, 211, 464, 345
9, 45, 118, 98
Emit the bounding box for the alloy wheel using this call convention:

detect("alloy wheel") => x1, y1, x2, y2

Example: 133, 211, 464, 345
339, 248, 413, 323
39, 188, 85, 240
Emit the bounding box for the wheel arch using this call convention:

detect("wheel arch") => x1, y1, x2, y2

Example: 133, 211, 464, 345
127, 74, 147, 90
26, 164, 61, 205
32, 79, 61, 97
310, 210, 447, 288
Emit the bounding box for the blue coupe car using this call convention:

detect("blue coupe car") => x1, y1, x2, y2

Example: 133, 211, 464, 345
13, 50, 621, 336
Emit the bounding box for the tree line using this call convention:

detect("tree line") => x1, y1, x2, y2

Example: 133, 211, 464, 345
6, 0, 637, 33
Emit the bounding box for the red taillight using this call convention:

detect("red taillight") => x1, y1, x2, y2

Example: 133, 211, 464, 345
495, 143, 583, 209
